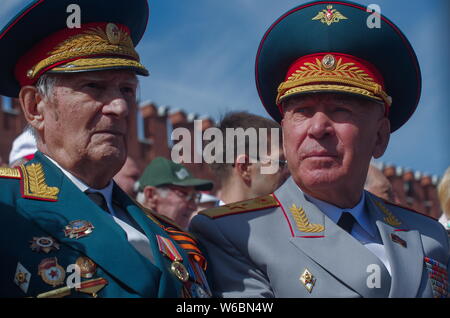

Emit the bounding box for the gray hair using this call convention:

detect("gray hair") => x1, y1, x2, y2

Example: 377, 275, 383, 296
136, 186, 170, 204
27, 74, 59, 141
35, 73, 59, 100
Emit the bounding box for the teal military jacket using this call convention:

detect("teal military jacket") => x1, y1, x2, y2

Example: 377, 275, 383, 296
0, 152, 209, 298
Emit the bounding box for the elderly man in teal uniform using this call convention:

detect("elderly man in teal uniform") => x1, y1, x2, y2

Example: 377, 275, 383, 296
190, 1, 449, 298
0, 0, 210, 298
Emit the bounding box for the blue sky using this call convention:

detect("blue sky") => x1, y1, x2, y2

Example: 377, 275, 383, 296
1, 0, 449, 176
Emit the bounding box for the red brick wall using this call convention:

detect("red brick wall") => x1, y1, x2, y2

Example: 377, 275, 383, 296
383, 164, 442, 219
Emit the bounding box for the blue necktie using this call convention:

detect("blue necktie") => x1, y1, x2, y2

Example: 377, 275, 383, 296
337, 212, 356, 234
85, 191, 110, 213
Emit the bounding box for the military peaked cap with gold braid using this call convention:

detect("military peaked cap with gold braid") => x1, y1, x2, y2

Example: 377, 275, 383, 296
0, 0, 149, 97
199, 194, 280, 219
256, 0, 421, 132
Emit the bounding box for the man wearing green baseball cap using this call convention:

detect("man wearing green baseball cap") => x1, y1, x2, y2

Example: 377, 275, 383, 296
136, 157, 213, 229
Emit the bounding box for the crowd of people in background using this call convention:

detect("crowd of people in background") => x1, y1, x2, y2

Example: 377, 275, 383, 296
1, 114, 449, 235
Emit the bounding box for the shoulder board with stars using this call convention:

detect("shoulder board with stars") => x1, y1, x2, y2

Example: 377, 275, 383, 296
382, 199, 438, 221
0, 167, 21, 179
199, 194, 280, 219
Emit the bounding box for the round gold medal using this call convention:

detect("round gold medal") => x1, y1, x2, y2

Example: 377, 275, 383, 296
170, 261, 189, 282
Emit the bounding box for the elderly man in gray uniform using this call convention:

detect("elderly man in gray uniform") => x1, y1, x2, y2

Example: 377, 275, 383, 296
189, 1, 449, 298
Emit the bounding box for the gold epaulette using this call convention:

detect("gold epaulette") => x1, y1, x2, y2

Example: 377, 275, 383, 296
1, 164, 60, 201
19, 163, 59, 201
0, 167, 21, 179
382, 199, 438, 222
200, 194, 280, 219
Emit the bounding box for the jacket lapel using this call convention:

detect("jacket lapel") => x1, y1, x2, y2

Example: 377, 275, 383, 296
112, 185, 170, 270
111, 185, 195, 297
274, 178, 391, 297
17, 153, 162, 297
366, 194, 424, 298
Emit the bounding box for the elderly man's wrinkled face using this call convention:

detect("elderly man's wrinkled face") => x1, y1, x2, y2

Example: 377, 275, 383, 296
43, 70, 137, 169
281, 93, 390, 203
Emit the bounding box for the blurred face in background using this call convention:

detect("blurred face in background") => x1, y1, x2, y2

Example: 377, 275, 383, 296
142, 185, 199, 229
114, 156, 141, 198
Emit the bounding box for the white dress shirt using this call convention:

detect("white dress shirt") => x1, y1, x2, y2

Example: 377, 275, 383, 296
45, 155, 154, 263
305, 192, 392, 275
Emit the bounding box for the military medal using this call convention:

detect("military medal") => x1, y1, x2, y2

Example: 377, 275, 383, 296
76, 256, 97, 279
156, 235, 190, 283
424, 257, 448, 298
36, 286, 71, 298
14, 262, 31, 294
64, 220, 94, 239
76, 277, 108, 298
35, 277, 108, 298
300, 268, 316, 293
189, 258, 212, 297
38, 257, 66, 287
171, 261, 189, 283
30, 236, 60, 253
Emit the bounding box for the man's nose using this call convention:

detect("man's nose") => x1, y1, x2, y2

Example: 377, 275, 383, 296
102, 92, 130, 118
307, 112, 334, 139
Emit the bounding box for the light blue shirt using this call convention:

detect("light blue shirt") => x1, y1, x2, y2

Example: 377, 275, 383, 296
305, 191, 379, 244
305, 192, 391, 275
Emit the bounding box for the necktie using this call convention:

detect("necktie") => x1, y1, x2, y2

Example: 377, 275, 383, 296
85, 191, 110, 213
337, 212, 356, 234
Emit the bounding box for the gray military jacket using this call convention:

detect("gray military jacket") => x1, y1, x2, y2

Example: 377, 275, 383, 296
190, 177, 449, 298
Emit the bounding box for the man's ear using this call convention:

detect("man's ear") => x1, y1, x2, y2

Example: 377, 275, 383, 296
234, 154, 252, 184
143, 186, 158, 209
19, 86, 46, 132
373, 117, 390, 159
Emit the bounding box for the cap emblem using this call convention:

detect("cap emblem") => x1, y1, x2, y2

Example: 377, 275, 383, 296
26, 23, 139, 81
106, 23, 121, 45
277, 54, 392, 108
175, 169, 189, 180
312, 5, 348, 26
321, 54, 336, 71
